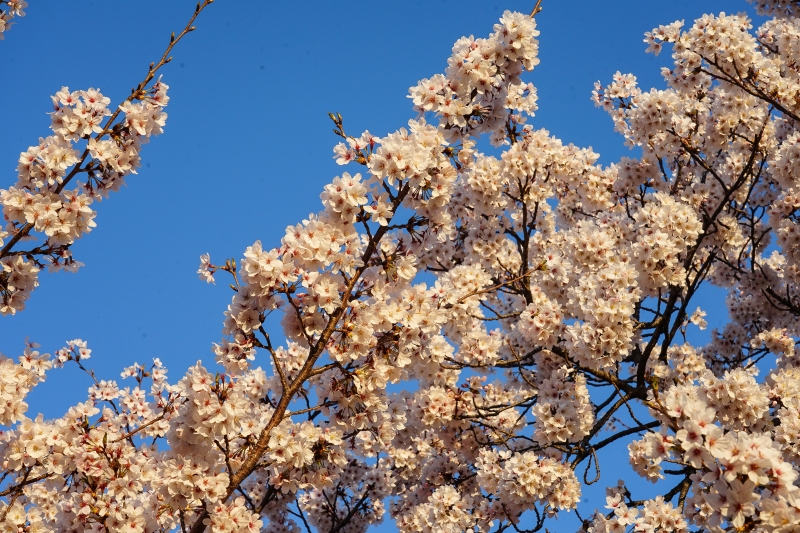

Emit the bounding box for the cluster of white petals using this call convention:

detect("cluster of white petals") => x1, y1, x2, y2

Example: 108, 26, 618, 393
0, 0, 25, 39
1, 80, 169, 314
0, 340, 50, 426
408, 10, 540, 145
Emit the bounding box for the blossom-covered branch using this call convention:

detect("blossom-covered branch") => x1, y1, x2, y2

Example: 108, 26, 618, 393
0, 0, 214, 315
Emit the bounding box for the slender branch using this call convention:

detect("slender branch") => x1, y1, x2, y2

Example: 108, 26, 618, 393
0, 471, 52, 498
530, 0, 544, 18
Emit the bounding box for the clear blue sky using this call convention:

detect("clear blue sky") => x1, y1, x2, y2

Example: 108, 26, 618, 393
1, 0, 759, 530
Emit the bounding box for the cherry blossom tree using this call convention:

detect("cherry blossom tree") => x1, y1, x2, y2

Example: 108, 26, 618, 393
2, 1, 800, 532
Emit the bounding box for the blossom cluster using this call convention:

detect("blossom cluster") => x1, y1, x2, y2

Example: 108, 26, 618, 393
408, 10, 540, 145
621, 365, 800, 531
0, 0, 25, 39
0, 81, 169, 315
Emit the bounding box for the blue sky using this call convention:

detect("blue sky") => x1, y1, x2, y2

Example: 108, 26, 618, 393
1, 0, 760, 529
